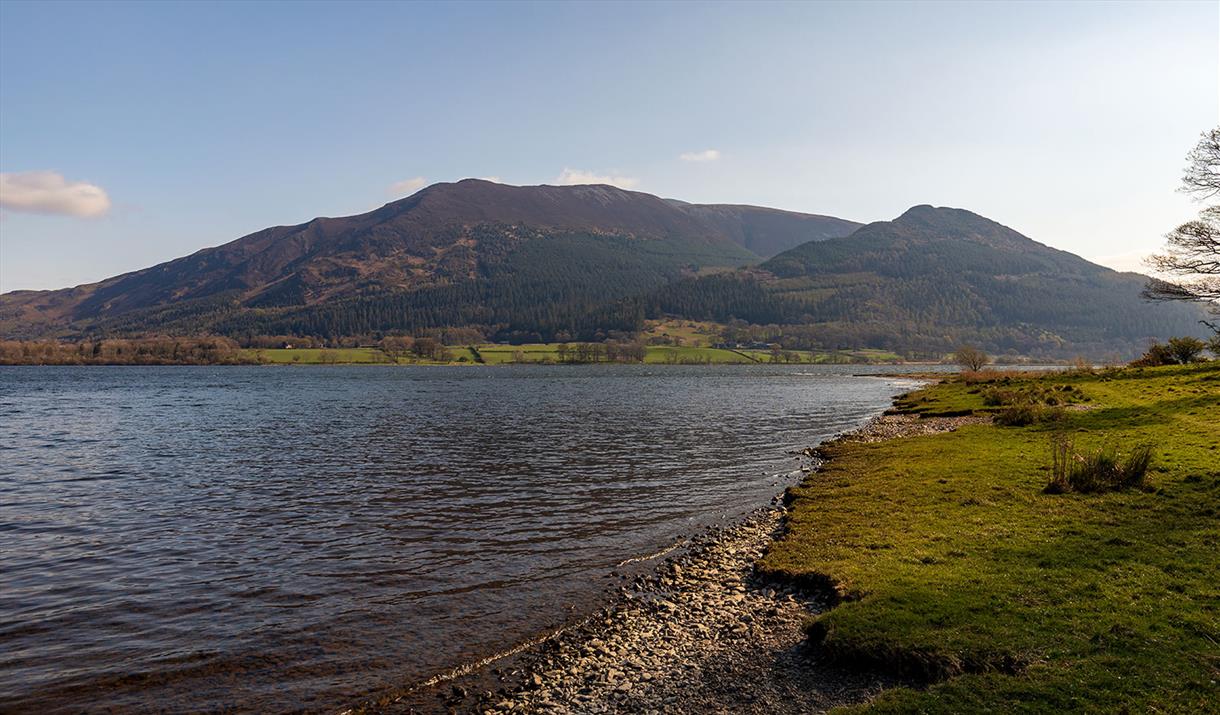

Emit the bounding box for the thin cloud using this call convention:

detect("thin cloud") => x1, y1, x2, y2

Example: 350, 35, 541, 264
1090, 250, 1159, 275
478, 176, 504, 183
0, 171, 111, 218
555, 168, 639, 189
679, 149, 720, 162
387, 177, 428, 196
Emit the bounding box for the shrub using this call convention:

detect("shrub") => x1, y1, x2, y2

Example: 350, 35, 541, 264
1167, 336, 1206, 364
1132, 337, 1207, 366
995, 402, 1064, 426
1131, 342, 1175, 367
1044, 437, 1153, 494
1069, 356, 1095, 374
984, 383, 1081, 422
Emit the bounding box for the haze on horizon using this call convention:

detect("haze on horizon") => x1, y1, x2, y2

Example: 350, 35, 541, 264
0, 0, 1216, 293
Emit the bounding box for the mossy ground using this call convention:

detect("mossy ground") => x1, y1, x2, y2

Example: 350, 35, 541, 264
759, 363, 1220, 713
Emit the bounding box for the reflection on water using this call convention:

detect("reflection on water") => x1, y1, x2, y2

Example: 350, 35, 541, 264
0, 365, 928, 713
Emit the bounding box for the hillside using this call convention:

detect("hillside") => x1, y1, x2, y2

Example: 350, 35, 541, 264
666, 200, 861, 257
2, 192, 1202, 356
648, 205, 1205, 358
4, 180, 841, 341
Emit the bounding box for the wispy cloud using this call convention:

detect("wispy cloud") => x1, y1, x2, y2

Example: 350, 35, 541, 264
679, 149, 721, 163
477, 176, 504, 183
554, 168, 639, 189
387, 177, 428, 196
1090, 250, 1156, 274
0, 171, 111, 218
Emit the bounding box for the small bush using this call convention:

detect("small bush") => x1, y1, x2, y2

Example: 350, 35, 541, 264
1069, 356, 1095, 374
1132, 337, 1207, 367
1044, 437, 1153, 494
985, 384, 1078, 425
995, 402, 1064, 426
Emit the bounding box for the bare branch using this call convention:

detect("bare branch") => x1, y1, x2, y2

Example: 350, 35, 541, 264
1181, 127, 1220, 200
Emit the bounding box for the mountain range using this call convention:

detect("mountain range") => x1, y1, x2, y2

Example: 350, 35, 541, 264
0, 179, 1203, 357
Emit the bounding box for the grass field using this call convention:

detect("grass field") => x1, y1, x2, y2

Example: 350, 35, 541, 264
639, 319, 724, 347
244, 347, 394, 364
758, 363, 1220, 712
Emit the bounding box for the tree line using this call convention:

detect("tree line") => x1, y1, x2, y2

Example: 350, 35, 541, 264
0, 338, 249, 365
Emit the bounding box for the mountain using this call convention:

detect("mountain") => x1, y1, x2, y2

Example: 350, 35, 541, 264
0, 180, 855, 341
2, 190, 1200, 357
648, 205, 1205, 357
666, 200, 861, 258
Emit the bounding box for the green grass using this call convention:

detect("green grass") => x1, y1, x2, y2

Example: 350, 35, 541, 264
244, 347, 393, 364
643, 346, 755, 364
758, 363, 1220, 713
639, 319, 724, 347
473, 343, 562, 364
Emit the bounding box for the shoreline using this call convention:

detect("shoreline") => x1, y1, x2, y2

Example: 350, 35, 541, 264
356, 397, 976, 715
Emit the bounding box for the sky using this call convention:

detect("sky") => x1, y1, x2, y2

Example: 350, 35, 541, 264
0, 0, 1217, 292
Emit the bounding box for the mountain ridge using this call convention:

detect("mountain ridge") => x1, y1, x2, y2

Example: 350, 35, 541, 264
0, 189, 1202, 357
0, 180, 857, 339
648, 204, 1203, 356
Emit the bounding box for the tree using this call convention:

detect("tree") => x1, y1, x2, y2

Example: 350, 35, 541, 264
1167, 336, 1206, 364
412, 336, 442, 360
1131, 342, 1174, 367
953, 345, 990, 371
1132, 337, 1205, 366
1182, 128, 1220, 197
1144, 128, 1220, 332
379, 335, 414, 360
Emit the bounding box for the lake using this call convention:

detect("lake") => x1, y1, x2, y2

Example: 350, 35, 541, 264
0, 365, 934, 713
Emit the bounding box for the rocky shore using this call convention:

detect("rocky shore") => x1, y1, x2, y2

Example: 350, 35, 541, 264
384, 410, 982, 715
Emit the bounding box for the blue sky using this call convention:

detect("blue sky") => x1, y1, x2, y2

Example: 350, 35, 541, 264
1, 0, 1216, 291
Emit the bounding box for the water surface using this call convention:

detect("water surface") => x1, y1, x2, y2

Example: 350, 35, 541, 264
0, 365, 930, 712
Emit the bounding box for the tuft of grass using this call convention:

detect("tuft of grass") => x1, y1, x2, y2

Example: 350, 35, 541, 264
993, 402, 1065, 426
1045, 437, 1153, 494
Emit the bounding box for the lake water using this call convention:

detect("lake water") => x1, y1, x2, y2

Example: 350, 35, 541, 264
0, 365, 934, 713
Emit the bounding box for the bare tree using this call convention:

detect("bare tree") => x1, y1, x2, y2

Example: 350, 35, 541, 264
1144, 128, 1220, 331
953, 345, 990, 371
1182, 127, 1220, 197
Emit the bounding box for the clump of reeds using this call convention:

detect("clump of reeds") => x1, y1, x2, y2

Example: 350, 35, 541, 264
1044, 435, 1153, 494
995, 402, 1065, 427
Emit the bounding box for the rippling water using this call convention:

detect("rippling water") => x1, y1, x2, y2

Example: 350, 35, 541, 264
0, 365, 931, 713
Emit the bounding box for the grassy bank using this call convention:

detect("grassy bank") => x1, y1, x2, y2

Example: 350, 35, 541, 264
758, 363, 1219, 713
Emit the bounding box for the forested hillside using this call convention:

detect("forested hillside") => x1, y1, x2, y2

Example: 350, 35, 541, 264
646, 206, 1204, 357
0, 186, 1201, 358
666, 201, 861, 257
1, 180, 787, 340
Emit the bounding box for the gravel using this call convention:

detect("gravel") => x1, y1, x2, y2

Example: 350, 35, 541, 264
375, 413, 962, 714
